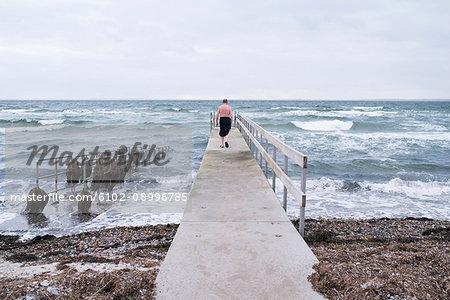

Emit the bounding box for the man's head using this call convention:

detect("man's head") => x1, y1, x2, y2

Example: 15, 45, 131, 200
223, 99, 228, 104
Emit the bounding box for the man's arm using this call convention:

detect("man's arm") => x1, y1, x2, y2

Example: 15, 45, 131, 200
216, 109, 220, 125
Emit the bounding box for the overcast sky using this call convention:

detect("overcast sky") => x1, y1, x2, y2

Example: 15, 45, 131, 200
0, 0, 449, 100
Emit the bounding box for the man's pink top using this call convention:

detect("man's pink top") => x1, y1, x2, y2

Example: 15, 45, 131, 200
217, 104, 232, 119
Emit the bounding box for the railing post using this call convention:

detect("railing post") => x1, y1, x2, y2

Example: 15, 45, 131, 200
271, 147, 276, 191
259, 133, 263, 167
234, 111, 237, 128
36, 163, 39, 188
256, 131, 259, 162
283, 155, 288, 211
55, 163, 58, 194
248, 125, 251, 151
248, 122, 250, 144
210, 112, 212, 131
264, 138, 268, 177
251, 127, 254, 155
83, 159, 87, 189
252, 127, 255, 154
300, 156, 307, 236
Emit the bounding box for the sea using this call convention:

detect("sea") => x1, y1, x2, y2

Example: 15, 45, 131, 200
0, 100, 449, 239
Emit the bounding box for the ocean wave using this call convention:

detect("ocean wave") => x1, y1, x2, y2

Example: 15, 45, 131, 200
270, 106, 305, 111
335, 110, 385, 117
422, 124, 447, 131
308, 177, 450, 198
353, 106, 384, 110
39, 119, 64, 125
338, 131, 450, 141
368, 178, 450, 198
62, 109, 93, 116
291, 120, 353, 131
270, 176, 449, 219
4, 124, 67, 132
166, 107, 202, 113
402, 122, 448, 132
285, 109, 395, 118
284, 110, 320, 117
0, 118, 39, 126
0, 108, 38, 113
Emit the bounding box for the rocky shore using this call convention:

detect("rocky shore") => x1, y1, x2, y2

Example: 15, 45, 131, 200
0, 218, 448, 299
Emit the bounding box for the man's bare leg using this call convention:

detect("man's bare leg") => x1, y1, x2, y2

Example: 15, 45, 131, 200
220, 136, 225, 147
225, 132, 230, 147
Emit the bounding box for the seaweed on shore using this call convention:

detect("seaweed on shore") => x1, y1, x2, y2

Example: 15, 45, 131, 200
5, 253, 39, 262
1, 268, 159, 300
294, 218, 450, 300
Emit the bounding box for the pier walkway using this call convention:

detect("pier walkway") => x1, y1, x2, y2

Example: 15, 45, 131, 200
155, 127, 323, 299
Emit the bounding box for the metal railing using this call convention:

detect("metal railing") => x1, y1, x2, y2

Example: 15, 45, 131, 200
35, 157, 92, 194
236, 112, 308, 236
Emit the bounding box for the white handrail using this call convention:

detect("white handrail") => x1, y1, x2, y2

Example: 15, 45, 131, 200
238, 113, 307, 167
236, 112, 307, 237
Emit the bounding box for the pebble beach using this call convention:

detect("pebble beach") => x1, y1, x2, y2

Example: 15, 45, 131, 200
0, 218, 448, 299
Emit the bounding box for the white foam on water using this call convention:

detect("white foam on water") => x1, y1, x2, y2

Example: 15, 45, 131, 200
284, 110, 320, 116
337, 131, 450, 141
0, 109, 36, 113
62, 109, 93, 116
353, 106, 384, 110
39, 119, 64, 125
171, 107, 181, 111
291, 120, 354, 131
5, 124, 67, 132
285, 109, 392, 118
270, 177, 450, 220
0, 212, 17, 225
94, 109, 140, 115
336, 110, 385, 117
402, 121, 448, 132
368, 178, 450, 198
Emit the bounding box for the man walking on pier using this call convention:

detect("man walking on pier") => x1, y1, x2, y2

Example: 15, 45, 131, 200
216, 99, 232, 148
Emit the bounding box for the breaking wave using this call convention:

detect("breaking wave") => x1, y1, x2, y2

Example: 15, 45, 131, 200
291, 120, 354, 131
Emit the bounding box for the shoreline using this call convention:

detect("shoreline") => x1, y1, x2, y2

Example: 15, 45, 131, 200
0, 217, 448, 299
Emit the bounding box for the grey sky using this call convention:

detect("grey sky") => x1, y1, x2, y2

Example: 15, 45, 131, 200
0, 0, 449, 100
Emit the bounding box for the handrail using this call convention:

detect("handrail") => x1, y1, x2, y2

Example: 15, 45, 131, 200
236, 112, 307, 236
239, 114, 307, 168
36, 159, 92, 194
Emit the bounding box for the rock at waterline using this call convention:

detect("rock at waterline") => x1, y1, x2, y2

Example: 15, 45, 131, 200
24, 187, 49, 214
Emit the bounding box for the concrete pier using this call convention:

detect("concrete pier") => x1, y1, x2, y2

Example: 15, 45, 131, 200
155, 128, 323, 299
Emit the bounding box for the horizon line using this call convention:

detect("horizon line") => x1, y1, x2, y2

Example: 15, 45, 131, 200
1, 98, 449, 101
